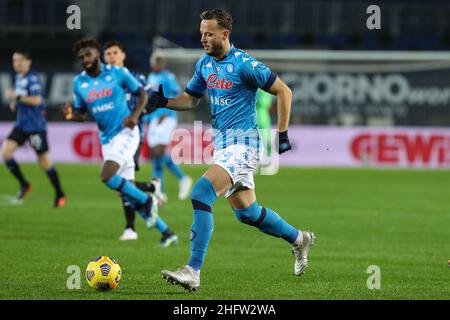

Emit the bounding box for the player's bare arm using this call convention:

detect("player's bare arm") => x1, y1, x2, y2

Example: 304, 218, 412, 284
167, 92, 200, 111
267, 77, 292, 132
14, 95, 42, 106
267, 77, 292, 154
8, 100, 16, 112
61, 102, 85, 122
123, 88, 147, 128
6, 88, 42, 107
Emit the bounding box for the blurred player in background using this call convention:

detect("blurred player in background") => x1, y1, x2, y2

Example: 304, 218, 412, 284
256, 88, 273, 160
144, 51, 192, 201
63, 38, 177, 246
103, 40, 178, 246
149, 9, 315, 291
2, 50, 66, 207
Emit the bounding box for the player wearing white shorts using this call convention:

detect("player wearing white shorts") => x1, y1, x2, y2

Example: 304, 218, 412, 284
144, 52, 192, 201
103, 40, 178, 246
148, 9, 316, 291
63, 38, 159, 233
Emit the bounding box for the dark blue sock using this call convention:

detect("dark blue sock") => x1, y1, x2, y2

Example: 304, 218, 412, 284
46, 167, 64, 197
5, 158, 28, 186
121, 196, 135, 230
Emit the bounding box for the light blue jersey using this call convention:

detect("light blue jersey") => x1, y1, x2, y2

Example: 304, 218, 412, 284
185, 45, 277, 150
146, 69, 181, 120
73, 64, 142, 144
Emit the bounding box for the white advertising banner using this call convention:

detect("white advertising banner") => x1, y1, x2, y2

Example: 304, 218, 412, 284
0, 122, 449, 168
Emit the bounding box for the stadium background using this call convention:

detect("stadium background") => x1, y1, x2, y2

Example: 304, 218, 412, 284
1, 0, 450, 168
0, 0, 449, 300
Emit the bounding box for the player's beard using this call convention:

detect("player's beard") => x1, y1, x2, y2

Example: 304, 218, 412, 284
205, 41, 224, 59
84, 58, 100, 74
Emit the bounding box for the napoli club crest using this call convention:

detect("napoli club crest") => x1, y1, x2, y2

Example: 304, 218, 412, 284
190, 230, 196, 240
226, 64, 234, 73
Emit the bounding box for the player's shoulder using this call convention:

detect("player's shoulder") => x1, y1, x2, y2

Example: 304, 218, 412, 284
131, 70, 146, 84
73, 71, 86, 84
231, 47, 258, 68
26, 71, 41, 83
103, 64, 131, 79
131, 70, 145, 79
195, 53, 211, 69
162, 69, 177, 80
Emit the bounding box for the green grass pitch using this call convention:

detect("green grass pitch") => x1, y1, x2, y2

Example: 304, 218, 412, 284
0, 164, 449, 299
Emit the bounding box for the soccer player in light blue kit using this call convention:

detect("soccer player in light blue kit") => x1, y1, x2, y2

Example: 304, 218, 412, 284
102, 40, 178, 246
144, 52, 192, 201
150, 9, 316, 291
63, 38, 163, 232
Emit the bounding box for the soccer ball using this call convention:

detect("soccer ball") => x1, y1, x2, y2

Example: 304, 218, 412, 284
85, 256, 122, 291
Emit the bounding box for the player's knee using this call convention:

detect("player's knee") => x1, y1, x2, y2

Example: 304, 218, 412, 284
100, 172, 113, 183
232, 202, 261, 225
1, 143, 12, 160
152, 157, 164, 170
37, 154, 51, 170
151, 146, 165, 160
1, 149, 8, 160
190, 176, 217, 207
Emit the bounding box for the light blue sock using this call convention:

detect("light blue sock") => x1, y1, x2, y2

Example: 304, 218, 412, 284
162, 154, 185, 180
105, 175, 148, 205
152, 157, 165, 191
187, 176, 217, 271
155, 217, 168, 233
233, 201, 299, 244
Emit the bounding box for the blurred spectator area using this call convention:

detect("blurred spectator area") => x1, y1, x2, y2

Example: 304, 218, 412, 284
1, 0, 450, 69
1, 0, 450, 127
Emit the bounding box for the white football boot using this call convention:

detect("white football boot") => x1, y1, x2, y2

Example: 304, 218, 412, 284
151, 178, 168, 207
178, 176, 193, 200
292, 230, 316, 276
161, 265, 200, 292
145, 195, 159, 229
160, 231, 178, 247
119, 228, 138, 241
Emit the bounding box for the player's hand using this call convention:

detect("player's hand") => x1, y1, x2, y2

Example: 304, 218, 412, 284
9, 101, 16, 112
147, 85, 168, 112
6, 89, 16, 101
277, 130, 292, 154
123, 115, 138, 129
61, 103, 73, 120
